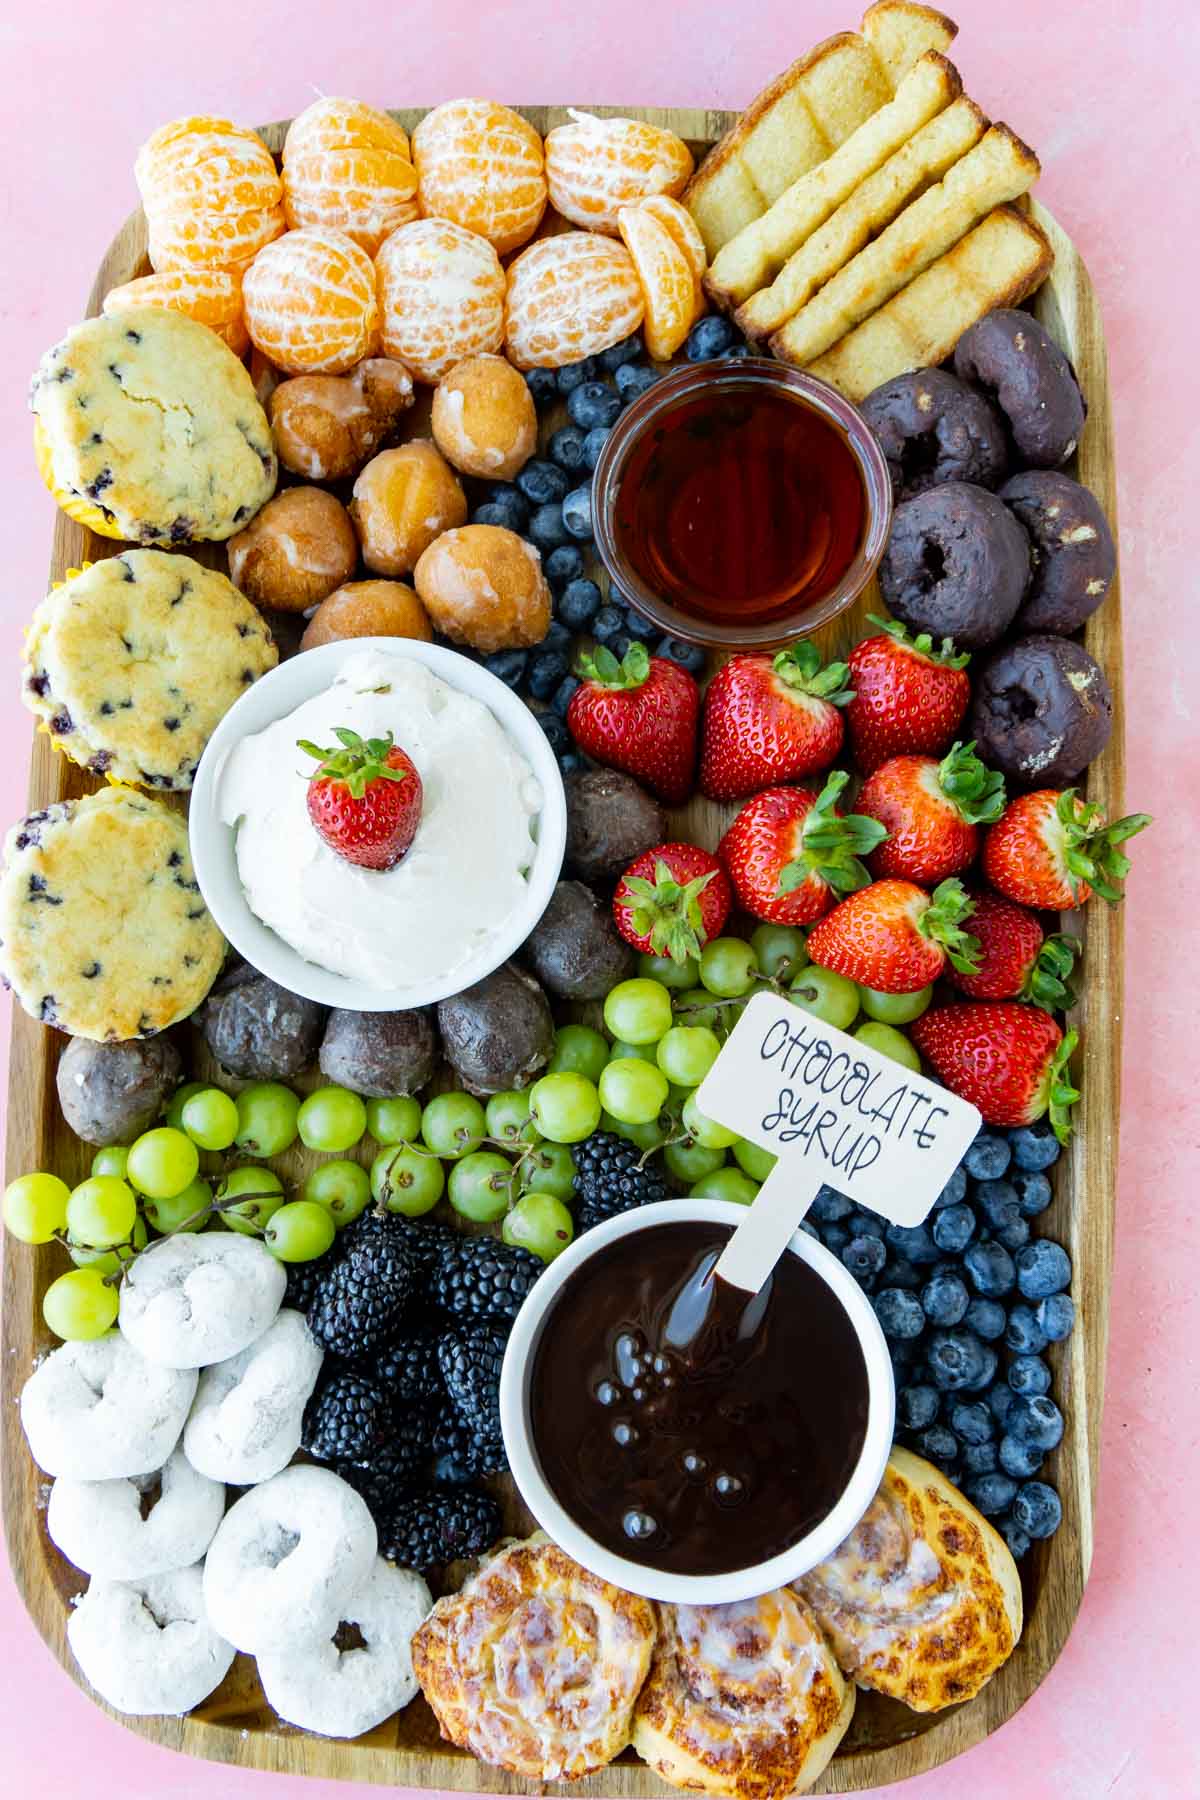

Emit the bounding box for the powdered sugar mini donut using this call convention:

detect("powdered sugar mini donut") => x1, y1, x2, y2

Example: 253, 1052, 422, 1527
120, 1233, 286, 1368
48, 1446, 224, 1580
203, 1464, 377, 1654
67, 1563, 235, 1716
184, 1308, 323, 1485
20, 1334, 197, 1481
258, 1557, 431, 1738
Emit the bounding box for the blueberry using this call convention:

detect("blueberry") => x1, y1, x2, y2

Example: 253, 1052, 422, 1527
723, 343, 753, 361
1016, 1239, 1071, 1300
473, 501, 522, 529
517, 459, 570, 505
964, 1130, 1012, 1181
544, 619, 572, 653
655, 636, 707, 675
1008, 1122, 1061, 1171
988, 1382, 1017, 1429
975, 1178, 1021, 1230
615, 362, 661, 402
820, 1222, 850, 1255
480, 481, 530, 528
621, 602, 659, 640
567, 381, 623, 430
525, 368, 559, 407
1007, 1394, 1063, 1451
916, 1424, 959, 1467
609, 631, 633, 660
557, 578, 601, 631
685, 315, 738, 360
549, 425, 588, 471
810, 1186, 852, 1223
998, 1433, 1044, 1479
921, 1271, 969, 1327
1008, 1354, 1051, 1398
559, 752, 587, 778
552, 675, 580, 718
536, 712, 570, 756
848, 1210, 886, 1239
874, 1287, 925, 1340
898, 1384, 940, 1430
842, 1235, 887, 1283
545, 544, 586, 590
933, 1165, 969, 1209
966, 1472, 1018, 1517
562, 484, 593, 541
964, 1344, 998, 1392
883, 1257, 922, 1291
483, 649, 527, 690
528, 502, 572, 552
580, 426, 612, 471
950, 1400, 994, 1446
964, 1441, 999, 1476
1012, 1170, 1053, 1217
1012, 1480, 1062, 1539
927, 1329, 990, 1391
528, 652, 570, 701
592, 604, 626, 647
964, 1237, 1017, 1298
965, 1297, 1008, 1341
932, 1202, 976, 1254
599, 333, 643, 371
556, 356, 598, 393
1036, 1293, 1076, 1342
995, 1215, 1032, 1253
1005, 1304, 1049, 1356
885, 1222, 939, 1265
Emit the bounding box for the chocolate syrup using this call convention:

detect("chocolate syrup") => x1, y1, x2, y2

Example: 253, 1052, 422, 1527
612, 384, 866, 627
528, 1221, 869, 1576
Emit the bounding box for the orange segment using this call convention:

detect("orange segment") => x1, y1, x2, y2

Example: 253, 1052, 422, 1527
505, 232, 645, 370
639, 193, 708, 282
413, 99, 547, 256
134, 115, 284, 272
617, 206, 701, 361
243, 227, 379, 375
283, 97, 419, 255
545, 111, 694, 235
376, 218, 506, 383
102, 270, 249, 355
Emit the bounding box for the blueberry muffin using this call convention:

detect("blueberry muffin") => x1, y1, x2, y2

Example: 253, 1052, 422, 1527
30, 309, 276, 543
0, 788, 224, 1039
22, 551, 277, 789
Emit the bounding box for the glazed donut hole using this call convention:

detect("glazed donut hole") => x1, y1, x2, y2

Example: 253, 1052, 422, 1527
301, 578, 433, 650
350, 441, 468, 577
228, 486, 359, 613
431, 354, 537, 481
269, 357, 415, 482
861, 368, 1008, 502
414, 523, 552, 652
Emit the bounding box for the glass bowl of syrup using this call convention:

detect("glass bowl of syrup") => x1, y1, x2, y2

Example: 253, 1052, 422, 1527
592, 359, 892, 649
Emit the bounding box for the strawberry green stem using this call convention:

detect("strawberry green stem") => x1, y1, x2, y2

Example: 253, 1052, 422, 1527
919, 878, 981, 974
575, 641, 651, 692
771, 642, 855, 707
618, 859, 718, 963
867, 613, 971, 670
298, 728, 410, 800
1057, 789, 1152, 905
937, 741, 1007, 825
1044, 1028, 1080, 1144
1022, 932, 1078, 1010
777, 770, 889, 898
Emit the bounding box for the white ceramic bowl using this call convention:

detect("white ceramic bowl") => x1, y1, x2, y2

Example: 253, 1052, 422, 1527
501, 1200, 895, 1605
189, 638, 567, 1011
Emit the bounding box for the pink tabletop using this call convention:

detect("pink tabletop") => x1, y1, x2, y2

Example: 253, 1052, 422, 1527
0, 2, 1195, 1795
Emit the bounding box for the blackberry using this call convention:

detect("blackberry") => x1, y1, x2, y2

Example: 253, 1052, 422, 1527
306, 1211, 417, 1357
571, 1130, 668, 1233
371, 1327, 445, 1403
391, 1214, 457, 1281
284, 1244, 337, 1315
303, 1372, 393, 1464
380, 1485, 502, 1570
429, 1234, 542, 1323
438, 1321, 507, 1440
337, 1415, 435, 1520
431, 1414, 509, 1485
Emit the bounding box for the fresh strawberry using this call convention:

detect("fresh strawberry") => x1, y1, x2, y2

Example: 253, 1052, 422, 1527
845, 617, 971, 774
717, 771, 887, 927
911, 1002, 1080, 1141
613, 843, 732, 962
857, 740, 1006, 885
948, 890, 1078, 1007
699, 643, 853, 801
299, 728, 422, 871
807, 876, 979, 994
983, 788, 1151, 910
567, 643, 699, 806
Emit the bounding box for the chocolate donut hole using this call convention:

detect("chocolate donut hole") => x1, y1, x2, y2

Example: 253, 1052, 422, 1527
954, 309, 1087, 469
879, 483, 1031, 650
862, 369, 1009, 502
1000, 470, 1116, 634
969, 635, 1113, 785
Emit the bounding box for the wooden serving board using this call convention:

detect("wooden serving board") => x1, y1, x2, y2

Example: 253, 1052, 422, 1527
1, 106, 1124, 1793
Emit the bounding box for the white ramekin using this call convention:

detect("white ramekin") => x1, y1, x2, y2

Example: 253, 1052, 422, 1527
500, 1199, 895, 1605
188, 637, 567, 1011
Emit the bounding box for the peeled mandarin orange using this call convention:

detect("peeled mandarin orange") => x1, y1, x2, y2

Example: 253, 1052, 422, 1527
102, 270, 249, 355
135, 115, 285, 272
412, 98, 546, 256
639, 193, 708, 282
504, 231, 644, 370
376, 218, 506, 384
283, 97, 419, 255
617, 205, 703, 362
243, 226, 379, 375
544, 111, 694, 234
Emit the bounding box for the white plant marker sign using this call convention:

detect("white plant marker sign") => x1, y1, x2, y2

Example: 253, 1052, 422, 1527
695, 991, 982, 1294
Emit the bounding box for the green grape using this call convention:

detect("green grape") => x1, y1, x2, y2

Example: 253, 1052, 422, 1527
145, 1177, 211, 1235
750, 924, 808, 981
664, 1140, 726, 1183
689, 1167, 760, 1206
601, 1111, 664, 1151
503, 1193, 574, 1262
548, 1024, 610, 1083
671, 988, 724, 1030
523, 1141, 576, 1202
66, 1175, 138, 1248
3, 1172, 70, 1244
485, 1089, 540, 1147
235, 1083, 300, 1157
603, 978, 673, 1045
681, 1095, 739, 1151
598, 1057, 668, 1126
732, 1139, 777, 1182
43, 1268, 119, 1340
421, 1092, 486, 1160
180, 1086, 239, 1152
297, 1086, 367, 1153
90, 1146, 129, 1181
607, 1039, 646, 1061
365, 1095, 422, 1145
126, 1129, 199, 1202
529, 1072, 601, 1144
303, 1159, 372, 1227
448, 1152, 514, 1223
215, 1166, 285, 1234
699, 937, 759, 998
164, 1081, 205, 1130
789, 965, 859, 1030
637, 951, 700, 990
69, 1216, 147, 1276
656, 1025, 721, 1088
854, 1020, 922, 1072
371, 1144, 444, 1216
858, 984, 933, 1025
265, 1199, 337, 1262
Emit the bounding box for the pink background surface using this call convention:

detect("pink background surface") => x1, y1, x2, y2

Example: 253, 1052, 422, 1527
0, 2, 1195, 1795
